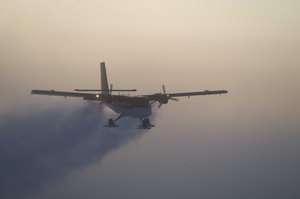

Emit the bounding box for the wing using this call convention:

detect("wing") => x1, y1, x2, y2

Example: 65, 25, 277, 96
145, 90, 228, 101
31, 90, 101, 100
167, 90, 228, 97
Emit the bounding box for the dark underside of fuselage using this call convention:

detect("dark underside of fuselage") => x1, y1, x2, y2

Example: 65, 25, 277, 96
103, 95, 152, 118
104, 95, 151, 108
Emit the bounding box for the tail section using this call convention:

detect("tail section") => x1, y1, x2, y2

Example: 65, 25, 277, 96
100, 62, 109, 95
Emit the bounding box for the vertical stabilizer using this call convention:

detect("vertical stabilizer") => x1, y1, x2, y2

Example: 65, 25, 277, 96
100, 62, 109, 95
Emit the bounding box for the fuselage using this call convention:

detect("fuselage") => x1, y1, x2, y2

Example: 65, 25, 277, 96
103, 95, 152, 118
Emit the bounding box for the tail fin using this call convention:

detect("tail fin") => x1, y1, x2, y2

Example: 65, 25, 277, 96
100, 62, 109, 95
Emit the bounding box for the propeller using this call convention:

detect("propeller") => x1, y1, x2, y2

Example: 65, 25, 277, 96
158, 85, 178, 108
163, 84, 179, 101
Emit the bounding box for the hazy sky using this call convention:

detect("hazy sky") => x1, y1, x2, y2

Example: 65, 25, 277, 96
0, 0, 300, 199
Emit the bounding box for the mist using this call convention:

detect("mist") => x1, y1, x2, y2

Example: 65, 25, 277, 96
0, 102, 144, 199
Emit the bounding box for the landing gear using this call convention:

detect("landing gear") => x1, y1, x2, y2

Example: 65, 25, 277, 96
138, 118, 155, 129
108, 118, 116, 126
104, 115, 122, 127
103, 116, 154, 129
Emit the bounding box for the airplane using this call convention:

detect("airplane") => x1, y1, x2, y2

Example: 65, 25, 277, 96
31, 62, 228, 129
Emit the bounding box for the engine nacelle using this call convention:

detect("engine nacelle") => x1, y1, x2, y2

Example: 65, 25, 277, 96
157, 95, 168, 104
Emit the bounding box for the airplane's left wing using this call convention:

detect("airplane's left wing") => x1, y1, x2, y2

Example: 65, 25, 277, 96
31, 90, 101, 100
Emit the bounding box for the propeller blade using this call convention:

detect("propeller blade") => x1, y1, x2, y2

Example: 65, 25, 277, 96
169, 97, 179, 101
162, 85, 166, 94
158, 103, 163, 109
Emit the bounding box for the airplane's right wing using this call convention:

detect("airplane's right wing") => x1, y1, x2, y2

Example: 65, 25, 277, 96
31, 90, 101, 100
167, 90, 228, 98
146, 90, 228, 101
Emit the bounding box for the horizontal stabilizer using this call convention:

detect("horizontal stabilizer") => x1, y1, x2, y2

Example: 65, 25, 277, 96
74, 89, 137, 92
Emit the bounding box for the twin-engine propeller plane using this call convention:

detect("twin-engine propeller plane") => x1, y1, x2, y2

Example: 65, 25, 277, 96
32, 62, 228, 129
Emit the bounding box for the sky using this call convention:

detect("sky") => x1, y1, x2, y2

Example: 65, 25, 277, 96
0, 0, 300, 199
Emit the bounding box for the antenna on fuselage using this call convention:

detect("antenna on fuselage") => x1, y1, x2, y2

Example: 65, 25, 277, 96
109, 84, 113, 95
